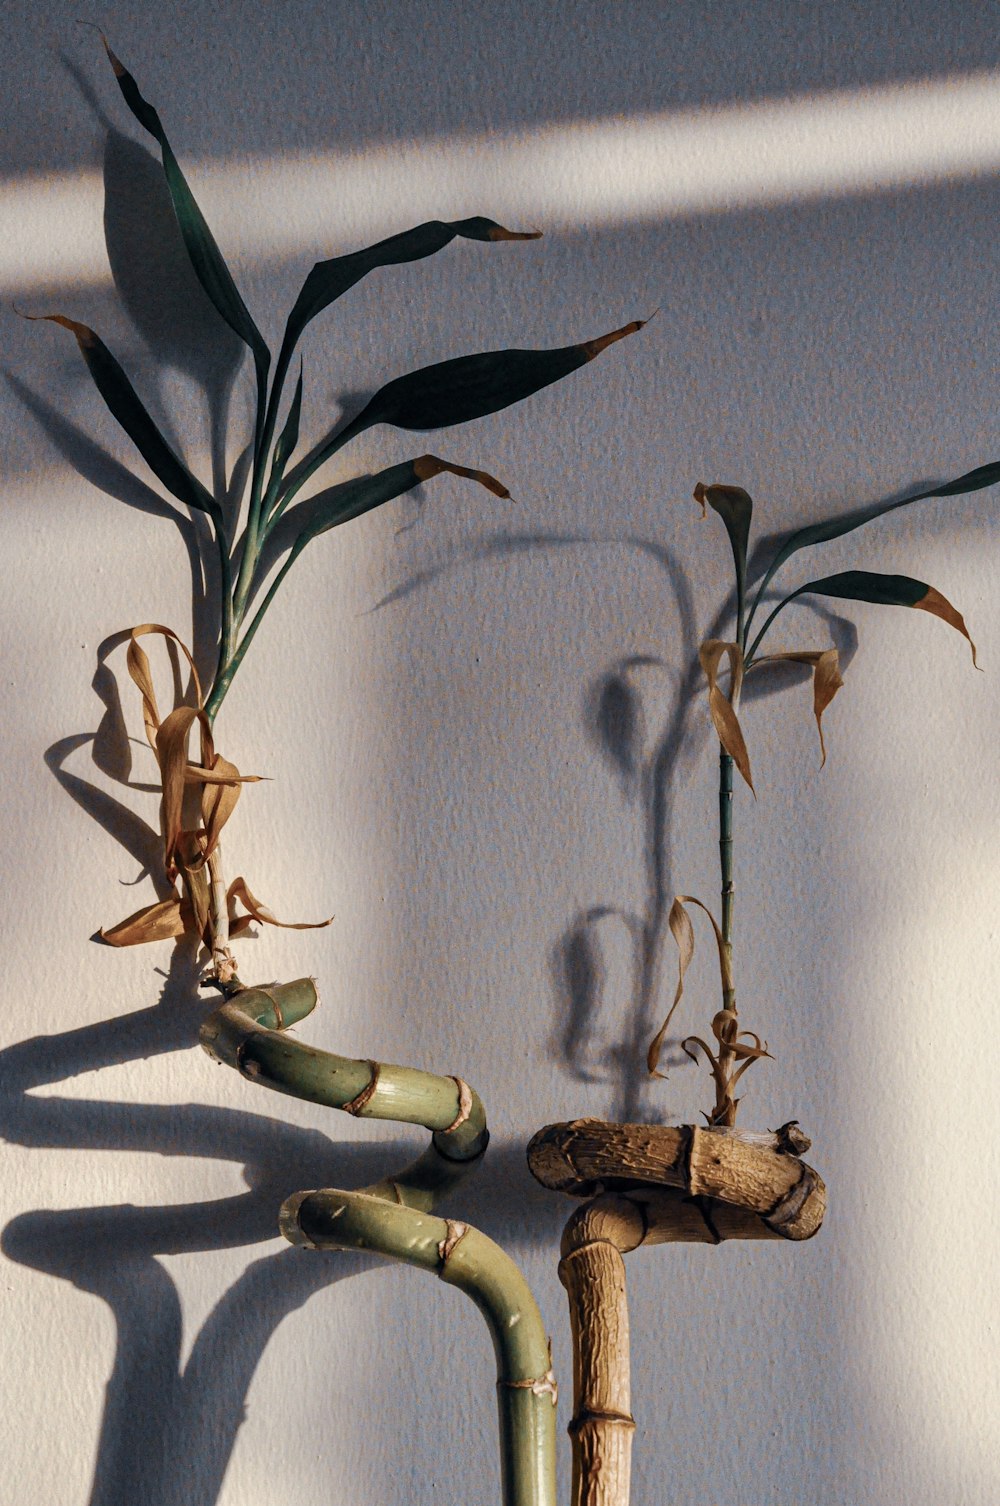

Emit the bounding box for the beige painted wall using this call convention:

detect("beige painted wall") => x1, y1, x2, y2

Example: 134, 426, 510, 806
2, 4, 998, 1502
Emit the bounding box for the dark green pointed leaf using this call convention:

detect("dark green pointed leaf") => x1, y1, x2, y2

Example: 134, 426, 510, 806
754, 459, 1000, 605
103, 39, 269, 381
281, 218, 540, 361
282, 319, 646, 500
31, 314, 220, 523
361, 319, 646, 431
296, 454, 508, 549
694, 483, 753, 626
782, 570, 977, 663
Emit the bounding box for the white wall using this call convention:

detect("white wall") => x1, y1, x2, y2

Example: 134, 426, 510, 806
2, 3, 998, 1502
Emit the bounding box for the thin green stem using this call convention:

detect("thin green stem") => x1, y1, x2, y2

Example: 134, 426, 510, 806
209, 528, 236, 730
231, 348, 292, 627
204, 541, 304, 723
268, 414, 367, 534
745, 592, 793, 664
719, 748, 734, 972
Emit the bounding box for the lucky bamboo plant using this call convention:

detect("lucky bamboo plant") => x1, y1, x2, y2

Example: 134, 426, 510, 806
34, 37, 648, 1506
31, 37, 645, 978
528, 461, 999, 1506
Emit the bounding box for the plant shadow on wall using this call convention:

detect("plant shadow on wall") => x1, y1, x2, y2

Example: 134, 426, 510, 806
4, 38, 643, 1506
559, 533, 863, 1124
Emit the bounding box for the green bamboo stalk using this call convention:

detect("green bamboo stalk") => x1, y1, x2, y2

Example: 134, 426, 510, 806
201, 979, 557, 1504
718, 747, 734, 1000
200, 981, 488, 1166
281, 1188, 557, 1506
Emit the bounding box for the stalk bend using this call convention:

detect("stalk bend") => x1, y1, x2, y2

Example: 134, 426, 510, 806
200, 979, 557, 1506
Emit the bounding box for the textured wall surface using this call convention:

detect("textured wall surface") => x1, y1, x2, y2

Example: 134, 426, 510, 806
2, 4, 999, 1503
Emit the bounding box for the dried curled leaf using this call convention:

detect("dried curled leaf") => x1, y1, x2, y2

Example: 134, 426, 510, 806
699, 640, 754, 792
100, 895, 190, 947
104, 626, 327, 949
227, 877, 333, 932
123, 626, 258, 878
647, 895, 730, 1077
748, 648, 844, 765
682, 1012, 771, 1107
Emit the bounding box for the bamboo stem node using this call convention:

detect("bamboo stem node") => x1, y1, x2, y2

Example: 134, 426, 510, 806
340, 1061, 380, 1115
567, 1410, 635, 1436
499, 1367, 559, 1405
437, 1219, 470, 1266
442, 1075, 473, 1133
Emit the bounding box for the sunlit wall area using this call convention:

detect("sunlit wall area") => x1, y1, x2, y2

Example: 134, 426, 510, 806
2, 3, 999, 1505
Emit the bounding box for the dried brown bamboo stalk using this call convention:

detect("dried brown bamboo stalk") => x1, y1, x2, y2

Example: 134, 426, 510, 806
532, 1120, 826, 1506
528, 1117, 824, 1240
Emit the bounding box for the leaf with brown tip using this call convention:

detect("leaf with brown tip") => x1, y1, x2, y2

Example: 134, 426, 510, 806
102, 39, 269, 381
26, 317, 220, 523
291, 454, 509, 554
782, 571, 978, 666
282, 319, 648, 497
280, 218, 542, 369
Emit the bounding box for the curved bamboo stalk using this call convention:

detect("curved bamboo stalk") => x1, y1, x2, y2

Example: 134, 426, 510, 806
530, 1119, 826, 1506
528, 1118, 824, 1241
282, 1189, 557, 1506
201, 980, 557, 1506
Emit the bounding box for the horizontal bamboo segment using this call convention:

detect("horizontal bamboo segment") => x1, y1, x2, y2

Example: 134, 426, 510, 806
527, 1118, 824, 1241
281, 1188, 557, 1506
200, 980, 488, 1165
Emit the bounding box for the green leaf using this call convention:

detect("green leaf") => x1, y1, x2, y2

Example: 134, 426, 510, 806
102, 39, 269, 382
296, 454, 508, 548
282, 319, 646, 500
361, 319, 645, 430
280, 218, 540, 363
777, 570, 977, 663
30, 314, 221, 523
694, 483, 753, 635
269, 362, 304, 486
751, 459, 1000, 611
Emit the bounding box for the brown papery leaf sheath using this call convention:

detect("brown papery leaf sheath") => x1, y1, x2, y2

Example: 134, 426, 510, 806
647, 895, 729, 1077
699, 639, 754, 791
749, 648, 845, 765
100, 625, 328, 946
